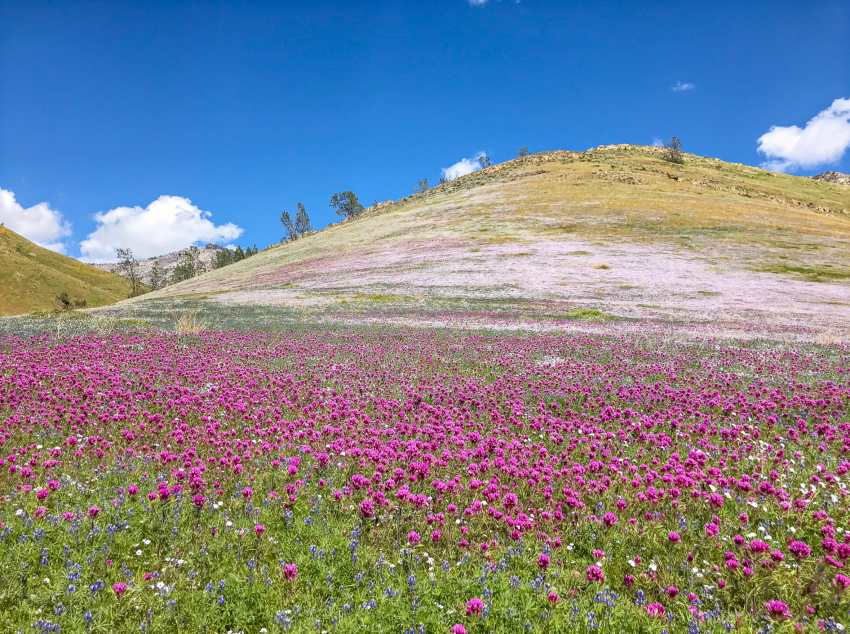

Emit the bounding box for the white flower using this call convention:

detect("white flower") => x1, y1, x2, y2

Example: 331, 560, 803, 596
143, 539, 151, 545
157, 582, 165, 589
43, 578, 50, 584
628, 560, 636, 567
136, 550, 142, 556
649, 563, 657, 571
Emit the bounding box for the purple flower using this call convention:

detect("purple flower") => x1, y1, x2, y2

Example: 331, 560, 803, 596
466, 597, 484, 616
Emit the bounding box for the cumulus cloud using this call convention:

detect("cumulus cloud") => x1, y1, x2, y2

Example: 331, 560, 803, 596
757, 98, 850, 173
671, 81, 695, 92
80, 195, 243, 262
0, 187, 72, 253
441, 152, 488, 182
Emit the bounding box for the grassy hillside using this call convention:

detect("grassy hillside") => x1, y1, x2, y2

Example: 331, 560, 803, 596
129, 144, 850, 333
0, 226, 131, 315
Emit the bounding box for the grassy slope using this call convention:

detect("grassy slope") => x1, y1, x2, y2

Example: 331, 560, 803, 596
0, 226, 130, 316
131, 145, 850, 326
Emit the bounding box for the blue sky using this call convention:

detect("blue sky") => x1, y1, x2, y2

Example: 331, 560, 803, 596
1, 0, 848, 260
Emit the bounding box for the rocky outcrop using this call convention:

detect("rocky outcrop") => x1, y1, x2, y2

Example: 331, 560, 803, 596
86, 243, 227, 284
811, 171, 850, 186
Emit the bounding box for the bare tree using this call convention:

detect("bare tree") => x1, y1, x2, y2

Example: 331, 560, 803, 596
116, 248, 143, 297
664, 136, 684, 164
515, 147, 530, 157
413, 178, 430, 194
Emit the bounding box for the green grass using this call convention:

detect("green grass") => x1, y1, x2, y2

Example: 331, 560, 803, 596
560, 308, 610, 321
748, 262, 850, 282
0, 225, 132, 316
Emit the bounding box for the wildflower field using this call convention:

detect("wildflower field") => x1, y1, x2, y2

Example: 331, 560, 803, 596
0, 325, 848, 633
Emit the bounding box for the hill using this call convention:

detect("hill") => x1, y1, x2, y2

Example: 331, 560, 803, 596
126, 144, 850, 335
0, 225, 131, 316
87, 243, 227, 285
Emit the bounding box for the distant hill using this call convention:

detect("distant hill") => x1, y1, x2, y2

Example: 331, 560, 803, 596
0, 225, 131, 316
87, 243, 227, 285
127, 144, 850, 333
812, 171, 850, 186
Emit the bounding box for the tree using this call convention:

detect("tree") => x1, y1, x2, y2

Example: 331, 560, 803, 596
439, 176, 449, 185
250, 244, 259, 256
280, 210, 297, 242
413, 178, 430, 194
116, 248, 142, 297
515, 147, 530, 158
56, 292, 72, 311
664, 136, 684, 164
478, 155, 491, 168
149, 261, 168, 289
329, 191, 364, 219
294, 202, 312, 237
233, 245, 246, 262
213, 249, 233, 269
171, 246, 203, 284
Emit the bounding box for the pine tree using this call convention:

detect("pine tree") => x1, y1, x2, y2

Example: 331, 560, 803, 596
294, 203, 312, 237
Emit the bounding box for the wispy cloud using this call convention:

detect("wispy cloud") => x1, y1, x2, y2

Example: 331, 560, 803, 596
652, 137, 666, 147
80, 195, 243, 262
0, 187, 72, 253
468, 0, 521, 6
441, 152, 487, 181
757, 97, 850, 173
671, 81, 695, 92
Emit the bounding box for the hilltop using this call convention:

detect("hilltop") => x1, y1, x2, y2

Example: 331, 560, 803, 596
87, 243, 228, 285
812, 171, 850, 186
125, 144, 850, 337
0, 225, 131, 316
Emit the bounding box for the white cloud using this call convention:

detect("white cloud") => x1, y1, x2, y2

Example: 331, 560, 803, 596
757, 98, 850, 173
652, 137, 666, 147
468, 0, 521, 6
0, 187, 72, 253
441, 152, 488, 181
80, 195, 243, 262
671, 81, 695, 92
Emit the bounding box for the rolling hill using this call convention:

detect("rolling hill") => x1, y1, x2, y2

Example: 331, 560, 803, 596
0, 225, 131, 316
126, 144, 850, 335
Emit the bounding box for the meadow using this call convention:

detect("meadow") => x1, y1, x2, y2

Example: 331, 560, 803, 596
0, 320, 848, 634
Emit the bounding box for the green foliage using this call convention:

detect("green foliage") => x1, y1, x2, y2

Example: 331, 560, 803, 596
233, 245, 246, 262
171, 246, 204, 284
295, 203, 312, 237
116, 247, 143, 297
148, 261, 168, 289
55, 291, 72, 310
329, 191, 364, 219
214, 249, 234, 270
478, 155, 491, 168
280, 210, 297, 242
